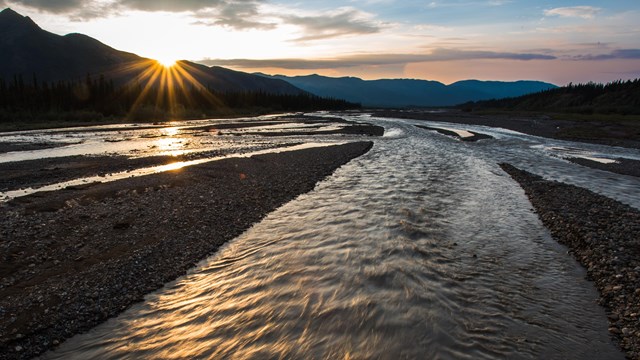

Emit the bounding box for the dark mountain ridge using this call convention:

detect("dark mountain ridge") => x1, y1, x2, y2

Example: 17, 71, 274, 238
461, 79, 640, 115
261, 73, 557, 107
0, 8, 301, 94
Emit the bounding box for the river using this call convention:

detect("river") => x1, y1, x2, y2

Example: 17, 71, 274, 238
12, 113, 637, 358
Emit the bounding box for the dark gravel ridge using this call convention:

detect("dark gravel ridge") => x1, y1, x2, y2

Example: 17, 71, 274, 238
0, 143, 293, 193
567, 157, 640, 178
500, 163, 640, 359
0, 141, 373, 360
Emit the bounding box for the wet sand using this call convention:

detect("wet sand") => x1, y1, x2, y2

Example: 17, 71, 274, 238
501, 163, 640, 359
0, 142, 373, 360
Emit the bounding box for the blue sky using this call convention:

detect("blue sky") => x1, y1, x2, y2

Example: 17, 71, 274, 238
2, 0, 639, 84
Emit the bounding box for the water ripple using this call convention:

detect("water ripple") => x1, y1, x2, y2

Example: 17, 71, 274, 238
43, 116, 629, 359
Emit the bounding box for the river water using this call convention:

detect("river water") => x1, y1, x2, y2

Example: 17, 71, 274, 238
29, 113, 640, 359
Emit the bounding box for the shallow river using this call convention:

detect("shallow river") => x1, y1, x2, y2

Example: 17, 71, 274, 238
31, 113, 640, 359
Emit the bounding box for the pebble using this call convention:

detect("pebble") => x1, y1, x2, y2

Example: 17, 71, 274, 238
0, 141, 374, 359
501, 163, 640, 359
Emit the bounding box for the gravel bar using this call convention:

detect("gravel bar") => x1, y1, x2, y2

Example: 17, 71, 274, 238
567, 157, 640, 178
0, 141, 373, 360
415, 125, 493, 142
500, 163, 640, 359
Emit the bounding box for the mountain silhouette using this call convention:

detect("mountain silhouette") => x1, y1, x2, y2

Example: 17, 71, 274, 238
262, 74, 557, 107
0, 8, 302, 94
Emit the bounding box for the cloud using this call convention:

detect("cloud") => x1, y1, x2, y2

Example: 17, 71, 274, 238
192, 1, 275, 30
199, 49, 556, 69
4, 0, 114, 19
544, 6, 600, 19
570, 49, 640, 61
488, 0, 511, 6
116, 0, 229, 12
282, 8, 381, 42
4, 0, 83, 13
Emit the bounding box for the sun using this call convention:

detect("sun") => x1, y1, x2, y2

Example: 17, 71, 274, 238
156, 56, 178, 68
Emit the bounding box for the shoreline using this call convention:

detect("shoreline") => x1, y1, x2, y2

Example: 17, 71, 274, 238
500, 163, 640, 359
0, 141, 373, 360
369, 109, 640, 150
415, 125, 493, 142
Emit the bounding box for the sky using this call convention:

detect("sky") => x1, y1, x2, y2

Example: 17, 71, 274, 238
2, 0, 640, 85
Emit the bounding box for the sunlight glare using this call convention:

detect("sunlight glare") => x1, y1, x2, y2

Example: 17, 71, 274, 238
157, 57, 177, 68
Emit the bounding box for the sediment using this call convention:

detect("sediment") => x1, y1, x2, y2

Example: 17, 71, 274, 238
370, 109, 640, 149
567, 157, 640, 178
0, 141, 373, 360
415, 125, 493, 142
500, 163, 640, 359
0, 143, 294, 193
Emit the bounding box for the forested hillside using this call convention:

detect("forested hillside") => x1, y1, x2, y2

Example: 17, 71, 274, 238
0, 74, 359, 124
461, 79, 640, 115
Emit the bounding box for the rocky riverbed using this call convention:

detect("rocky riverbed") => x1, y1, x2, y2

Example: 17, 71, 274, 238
0, 142, 373, 360
370, 109, 640, 150
500, 163, 640, 359
567, 157, 640, 178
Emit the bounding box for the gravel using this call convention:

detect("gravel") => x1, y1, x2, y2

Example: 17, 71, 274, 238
0, 141, 373, 360
567, 157, 640, 178
415, 125, 493, 142
500, 163, 640, 359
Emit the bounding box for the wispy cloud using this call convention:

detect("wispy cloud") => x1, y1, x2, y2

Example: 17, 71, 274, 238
117, 0, 229, 12
544, 6, 601, 19
570, 49, 640, 61
192, 1, 275, 30
282, 8, 381, 42
4, 0, 83, 13
488, 0, 511, 6
199, 49, 556, 69
4, 0, 117, 19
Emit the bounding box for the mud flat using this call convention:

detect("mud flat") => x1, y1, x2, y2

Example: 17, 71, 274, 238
0, 141, 373, 360
500, 163, 640, 359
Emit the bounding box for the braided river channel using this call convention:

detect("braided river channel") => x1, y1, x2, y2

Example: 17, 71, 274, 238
22, 113, 640, 359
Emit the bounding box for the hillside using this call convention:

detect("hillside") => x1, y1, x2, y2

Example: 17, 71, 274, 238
461, 79, 640, 115
0, 8, 301, 95
261, 73, 556, 107
0, 8, 364, 126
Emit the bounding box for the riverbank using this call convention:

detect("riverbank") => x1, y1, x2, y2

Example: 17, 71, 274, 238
369, 109, 640, 150
500, 163, 640, 359
567, 157, 640, 178
0, 141, 373, 360
415, 125, 493, 142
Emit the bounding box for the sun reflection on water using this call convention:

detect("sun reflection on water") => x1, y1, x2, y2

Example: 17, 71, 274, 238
155, 127, 187, 156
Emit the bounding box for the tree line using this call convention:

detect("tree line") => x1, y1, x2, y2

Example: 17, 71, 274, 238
0, 73, 360, 123
460, 78, 640, 115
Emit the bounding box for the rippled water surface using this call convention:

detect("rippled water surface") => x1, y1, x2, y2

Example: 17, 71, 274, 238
35, 113, 640, 359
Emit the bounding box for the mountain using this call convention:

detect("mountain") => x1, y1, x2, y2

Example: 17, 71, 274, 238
461, 79, 640, 115
0, 8, 302, 94
262, 74, 557, 107
448, 80, 558, 102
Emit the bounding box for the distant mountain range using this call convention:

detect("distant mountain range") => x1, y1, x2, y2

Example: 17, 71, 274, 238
261, 74, 557, 107
1, 7, 557, 108
0, 8, 301, 94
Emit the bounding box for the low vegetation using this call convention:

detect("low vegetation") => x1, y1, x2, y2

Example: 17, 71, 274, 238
460, 79, 640, 116
0, 74, 360, 130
